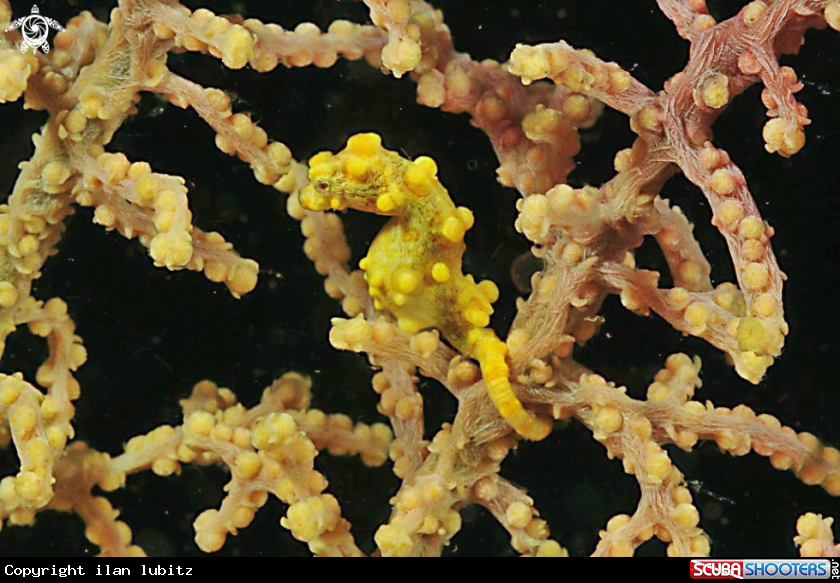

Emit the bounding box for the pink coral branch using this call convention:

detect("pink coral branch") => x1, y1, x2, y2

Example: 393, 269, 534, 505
656, 0, 714, 41
653, 198, 713, 293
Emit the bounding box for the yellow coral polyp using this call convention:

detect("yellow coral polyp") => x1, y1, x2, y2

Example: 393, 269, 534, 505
149, 231, 193, 269
465, 307, 490, 328
827, 2, 840, 31
299, 134, 552, 441
0, 282, 19, 308
737, 317, 767, 352
701, 74, 731, 109
376, 193, 396, 212
394, 268, 421, 295
403, 165, 432, 196
346, 132, 382, 156
442, 216, 466, 243
344, 156, 370, 181
431, 262, 450, 283
309, 151, 334, 167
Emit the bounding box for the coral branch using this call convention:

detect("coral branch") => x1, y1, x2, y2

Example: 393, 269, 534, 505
0, 0, 837, 559
656, 0, 715, 41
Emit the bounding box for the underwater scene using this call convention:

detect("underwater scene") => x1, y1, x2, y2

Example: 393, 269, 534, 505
0, 0, 839, 557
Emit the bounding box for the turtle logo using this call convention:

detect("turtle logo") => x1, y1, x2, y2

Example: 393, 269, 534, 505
4, 5, 64, 54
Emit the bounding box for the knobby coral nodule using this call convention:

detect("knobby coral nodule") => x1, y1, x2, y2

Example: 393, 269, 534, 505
0, 0, 838, 557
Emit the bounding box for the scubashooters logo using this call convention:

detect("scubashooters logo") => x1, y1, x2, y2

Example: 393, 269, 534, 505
4, 5, 64, 54
691, 559, 839, 579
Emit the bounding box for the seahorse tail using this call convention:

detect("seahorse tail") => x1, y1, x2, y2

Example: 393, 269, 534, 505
470, 330, 552, 441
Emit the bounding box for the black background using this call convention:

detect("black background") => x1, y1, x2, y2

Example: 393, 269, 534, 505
0, 0, 839, 557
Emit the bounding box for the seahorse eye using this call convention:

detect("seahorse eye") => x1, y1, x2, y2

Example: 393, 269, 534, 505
317, 181, 329, 191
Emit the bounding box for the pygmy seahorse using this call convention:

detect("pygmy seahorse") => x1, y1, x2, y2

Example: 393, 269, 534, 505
299, 133, 552, 441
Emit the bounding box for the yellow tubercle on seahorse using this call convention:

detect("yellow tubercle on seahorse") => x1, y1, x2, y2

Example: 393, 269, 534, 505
299, 133, 552, 441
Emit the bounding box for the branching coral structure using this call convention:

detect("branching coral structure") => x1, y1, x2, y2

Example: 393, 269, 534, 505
0, 0, 839, 557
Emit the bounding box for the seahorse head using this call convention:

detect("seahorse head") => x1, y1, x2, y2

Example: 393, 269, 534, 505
299, 133, 440, 217
299, 133, 393, 214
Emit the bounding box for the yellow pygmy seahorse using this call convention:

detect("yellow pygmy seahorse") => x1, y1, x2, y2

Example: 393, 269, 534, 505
299, 133, 552, 441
